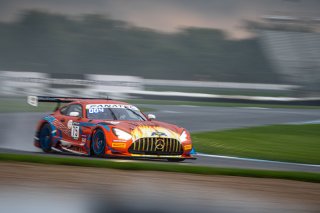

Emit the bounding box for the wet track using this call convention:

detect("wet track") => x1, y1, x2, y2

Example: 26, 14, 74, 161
0, 105, 320, 172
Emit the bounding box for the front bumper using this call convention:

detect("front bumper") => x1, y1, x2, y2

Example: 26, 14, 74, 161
106, 153, 197, 160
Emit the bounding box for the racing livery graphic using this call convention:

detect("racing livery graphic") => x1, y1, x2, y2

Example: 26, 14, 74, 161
28, 96, 196, 161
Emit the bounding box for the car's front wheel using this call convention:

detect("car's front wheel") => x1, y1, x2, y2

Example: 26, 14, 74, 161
91, 129, 106, 157
39, 123, 52, 153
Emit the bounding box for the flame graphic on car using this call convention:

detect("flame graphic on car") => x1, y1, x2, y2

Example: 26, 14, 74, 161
131, 126, 180, 141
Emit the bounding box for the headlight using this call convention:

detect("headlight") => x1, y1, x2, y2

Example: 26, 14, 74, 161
179, 131, 188, 143
112, 128, 132, 140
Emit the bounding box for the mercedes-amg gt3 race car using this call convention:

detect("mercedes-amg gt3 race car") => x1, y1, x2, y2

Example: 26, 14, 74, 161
28, 96, 196, 161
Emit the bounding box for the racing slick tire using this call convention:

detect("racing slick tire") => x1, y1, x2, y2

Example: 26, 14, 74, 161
91, 129, 106, 157
39, 123, 52, 153
167, 158, 185, 162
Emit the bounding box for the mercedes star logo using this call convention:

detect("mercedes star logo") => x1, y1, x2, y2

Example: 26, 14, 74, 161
155, 139, 165, 150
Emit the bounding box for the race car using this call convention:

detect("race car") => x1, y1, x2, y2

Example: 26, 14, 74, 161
28, 96, 196, 161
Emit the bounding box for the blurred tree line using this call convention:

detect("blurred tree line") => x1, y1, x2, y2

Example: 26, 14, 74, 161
0, 10, 282, 83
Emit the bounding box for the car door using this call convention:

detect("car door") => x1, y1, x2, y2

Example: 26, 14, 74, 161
58, 104, 84, 145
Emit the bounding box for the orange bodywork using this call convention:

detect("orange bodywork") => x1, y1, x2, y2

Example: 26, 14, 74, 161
34, 99, 195, 160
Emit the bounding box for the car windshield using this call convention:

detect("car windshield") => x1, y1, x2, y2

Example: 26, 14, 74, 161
86, 104, 146, 121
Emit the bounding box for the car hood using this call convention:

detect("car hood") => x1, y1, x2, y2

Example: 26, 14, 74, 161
99, 120, 183, 141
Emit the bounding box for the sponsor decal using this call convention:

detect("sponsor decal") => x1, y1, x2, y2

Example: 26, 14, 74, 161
81, 135, 87, 143
67, 120, 73, 129
151, 131, 167, 137
113, 139, 127, 142
86, 104, 139, 111
111, 143, 126, 148
184, 144, 192, 150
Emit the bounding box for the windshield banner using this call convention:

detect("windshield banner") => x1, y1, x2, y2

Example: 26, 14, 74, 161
86, 104, 138, 111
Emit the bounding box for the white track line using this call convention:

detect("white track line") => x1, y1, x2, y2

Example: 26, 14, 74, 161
287, 120, 320, 125
239, 107, 269, 110
179, 105, 199, 107
161, 110, 181, 113
196, 153, 320, 168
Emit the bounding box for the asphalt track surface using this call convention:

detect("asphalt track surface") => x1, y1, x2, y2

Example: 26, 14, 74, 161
0, 104, 320, 172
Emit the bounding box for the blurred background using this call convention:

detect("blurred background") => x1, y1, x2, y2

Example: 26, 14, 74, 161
0, 1, 320, 213
0, 0, 319, 100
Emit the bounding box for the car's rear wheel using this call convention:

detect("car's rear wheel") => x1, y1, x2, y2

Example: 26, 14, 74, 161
167, 158, 185, 162
39, 123, 52, 153
91, 129, 106, 157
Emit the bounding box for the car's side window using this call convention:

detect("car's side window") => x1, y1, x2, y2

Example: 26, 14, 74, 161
60, 106, 68, 115
66, 104, 83, 117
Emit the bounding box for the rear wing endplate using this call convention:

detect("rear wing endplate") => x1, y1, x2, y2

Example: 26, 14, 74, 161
27, 96, 77, 107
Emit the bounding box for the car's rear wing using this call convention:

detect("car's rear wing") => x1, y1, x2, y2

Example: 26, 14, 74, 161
27, 96, 111, 111
28, 96, 71, 107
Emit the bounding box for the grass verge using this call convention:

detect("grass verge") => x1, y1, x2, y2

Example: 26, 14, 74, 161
192, 124, 320, 165
0, 153, 319, 183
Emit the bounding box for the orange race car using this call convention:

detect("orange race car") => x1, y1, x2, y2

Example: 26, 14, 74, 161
28, 96, 196, 161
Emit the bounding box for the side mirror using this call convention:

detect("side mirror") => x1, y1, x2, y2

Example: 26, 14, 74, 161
147, 114, 156, 120
69, 111, 80, 117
